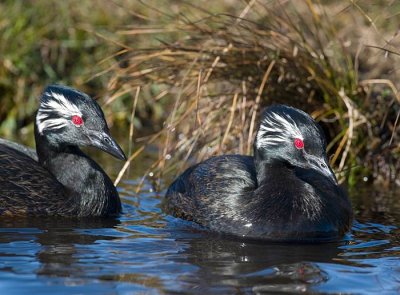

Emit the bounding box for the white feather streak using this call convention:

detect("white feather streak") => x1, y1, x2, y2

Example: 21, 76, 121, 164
256, 112, 303, 148
36, 92, 82, 134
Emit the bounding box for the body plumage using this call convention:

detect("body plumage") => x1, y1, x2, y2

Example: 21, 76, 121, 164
0, 85, 126, 217
166, 105, 353, 242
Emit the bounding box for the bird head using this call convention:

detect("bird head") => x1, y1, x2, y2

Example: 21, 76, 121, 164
36, 85, 126, 160
254, 104, 337, 184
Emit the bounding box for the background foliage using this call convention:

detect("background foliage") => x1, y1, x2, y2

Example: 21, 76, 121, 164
1, 0, 399, 187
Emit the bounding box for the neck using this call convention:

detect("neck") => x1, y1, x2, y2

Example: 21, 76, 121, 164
34, 125, 121, 217
250, 147, 352, 240
254, 157, 293, 185
254, 149, 282, 185
253, 149, 324, 215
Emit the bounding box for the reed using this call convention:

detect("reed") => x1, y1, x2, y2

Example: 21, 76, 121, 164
109, 1, 400, 187
1, 1, 399, 187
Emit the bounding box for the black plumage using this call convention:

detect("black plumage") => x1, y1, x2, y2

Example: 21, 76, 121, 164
0, 85, 126, 217
0, 138, 37, 160
165, 105, 353, 242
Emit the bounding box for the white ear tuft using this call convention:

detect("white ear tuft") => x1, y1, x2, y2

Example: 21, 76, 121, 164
256, 112, 303, 149
36, 92, 82, 134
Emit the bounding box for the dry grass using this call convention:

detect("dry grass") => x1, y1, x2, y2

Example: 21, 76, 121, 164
3, 1, 397, 189
107, 0, 400, 189
4, 0, 397, 189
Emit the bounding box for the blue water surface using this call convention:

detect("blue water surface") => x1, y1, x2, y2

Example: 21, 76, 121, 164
0, 179, 399, 294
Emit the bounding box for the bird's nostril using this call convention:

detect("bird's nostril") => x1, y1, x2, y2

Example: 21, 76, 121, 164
320, 163, 327, 168
104, 137, 111, 144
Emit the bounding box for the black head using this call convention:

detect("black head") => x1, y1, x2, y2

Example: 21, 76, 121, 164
35, 85, 126, 160
254, 105, 336, 184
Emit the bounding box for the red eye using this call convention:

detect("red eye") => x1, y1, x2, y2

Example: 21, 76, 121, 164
294, 138, 304, 149
71, 115, 83, 126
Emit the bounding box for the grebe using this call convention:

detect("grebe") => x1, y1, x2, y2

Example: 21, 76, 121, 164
165, 105, 352, 242
0, 85, 126, 217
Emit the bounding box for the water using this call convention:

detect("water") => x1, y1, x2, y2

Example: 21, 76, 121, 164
0, 178, 399, 294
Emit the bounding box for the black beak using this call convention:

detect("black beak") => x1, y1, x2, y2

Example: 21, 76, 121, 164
88, 131, 127, 161
304, 153, 337, 184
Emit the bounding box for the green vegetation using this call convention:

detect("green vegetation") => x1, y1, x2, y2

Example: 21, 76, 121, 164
1, 1, 399, 187
0, 0, 133, 139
